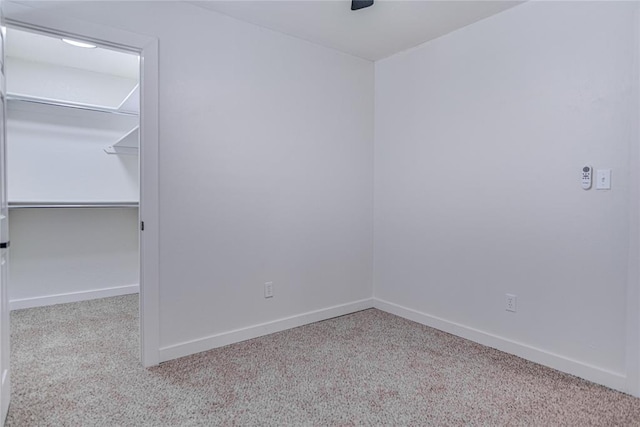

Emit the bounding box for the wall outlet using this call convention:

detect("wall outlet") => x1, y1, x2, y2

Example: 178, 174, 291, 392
506, 294, 517, 312
264, 282, 274, 299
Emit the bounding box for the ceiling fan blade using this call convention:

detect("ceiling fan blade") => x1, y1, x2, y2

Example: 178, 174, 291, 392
351, 0, 374, 11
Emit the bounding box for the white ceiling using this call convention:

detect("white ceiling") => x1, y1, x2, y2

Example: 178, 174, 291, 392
6, 27, 139, 80
190, 0, 524, 61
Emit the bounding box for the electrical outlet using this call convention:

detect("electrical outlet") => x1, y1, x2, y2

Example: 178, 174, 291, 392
506, 294, 517, 312
264, 282, 274, 299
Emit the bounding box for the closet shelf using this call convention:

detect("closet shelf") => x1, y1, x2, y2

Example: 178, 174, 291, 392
117, 84, 139, 114
9, 202, 139, 209
105, 127, 139, 155
7, 94, 139, 117
104, 145, 138, 155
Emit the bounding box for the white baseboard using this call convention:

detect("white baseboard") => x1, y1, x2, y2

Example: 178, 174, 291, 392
373, 298, 627, 394
9, 284, 139, 311
159, 298, 375, 362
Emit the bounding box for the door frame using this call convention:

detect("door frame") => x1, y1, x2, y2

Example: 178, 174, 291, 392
4, 2, 160, 367
625, 2, 640, 398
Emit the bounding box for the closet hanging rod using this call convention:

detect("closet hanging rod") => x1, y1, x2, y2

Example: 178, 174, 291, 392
7, 95, 139, 117
8, 202, 139, 209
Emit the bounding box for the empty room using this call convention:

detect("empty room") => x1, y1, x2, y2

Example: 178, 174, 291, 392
1, 0, 640, 425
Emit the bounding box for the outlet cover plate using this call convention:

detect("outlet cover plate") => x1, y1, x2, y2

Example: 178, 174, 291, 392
264, 282, 274, 298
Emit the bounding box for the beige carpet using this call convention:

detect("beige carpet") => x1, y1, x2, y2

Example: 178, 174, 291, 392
7, 295, 640, 425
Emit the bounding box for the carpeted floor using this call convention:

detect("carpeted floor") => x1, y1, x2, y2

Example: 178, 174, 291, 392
6, 295, 640, 426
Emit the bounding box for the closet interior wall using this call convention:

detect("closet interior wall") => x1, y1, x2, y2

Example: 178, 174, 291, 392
6, 28, 140, 309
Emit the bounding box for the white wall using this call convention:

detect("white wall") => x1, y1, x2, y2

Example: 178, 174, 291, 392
8, 101, 139, 203
10, 1, 375, 356
7, 77, 140, 309
11, 1, 639, 395
9, 208, 139, 309
374, 1, 638, 391
7, 57, 138, 109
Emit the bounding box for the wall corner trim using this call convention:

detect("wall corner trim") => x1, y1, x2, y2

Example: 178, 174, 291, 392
159, 298, 375, 363
373, 298, 628, 394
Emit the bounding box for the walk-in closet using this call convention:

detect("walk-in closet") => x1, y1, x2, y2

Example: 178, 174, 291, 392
5, 28, 140, 310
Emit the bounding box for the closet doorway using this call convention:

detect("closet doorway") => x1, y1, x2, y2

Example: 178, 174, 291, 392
5, 26, 142, 360
2, 7, 160, 375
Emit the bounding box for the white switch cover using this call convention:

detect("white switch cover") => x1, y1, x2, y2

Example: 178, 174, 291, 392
596, 169, 611, 190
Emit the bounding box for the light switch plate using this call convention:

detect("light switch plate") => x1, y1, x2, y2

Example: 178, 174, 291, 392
596, 169, 611, 190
